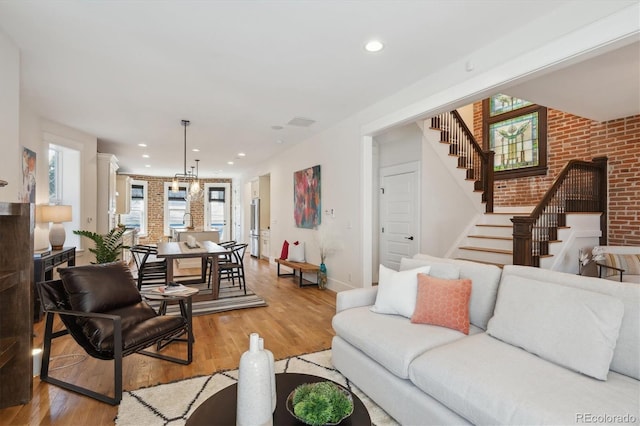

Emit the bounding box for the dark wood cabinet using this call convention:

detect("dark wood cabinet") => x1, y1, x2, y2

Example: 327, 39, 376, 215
0, 202, 33, 408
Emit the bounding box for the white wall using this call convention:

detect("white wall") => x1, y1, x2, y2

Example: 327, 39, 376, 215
240, 3, 639, 291
0, 28, 20, 203
1, 28, 98, 257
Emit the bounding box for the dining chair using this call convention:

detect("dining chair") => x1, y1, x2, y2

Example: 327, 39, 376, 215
131, 244, 168, 290
206, 240, 235, 289
210, 243, 248, 293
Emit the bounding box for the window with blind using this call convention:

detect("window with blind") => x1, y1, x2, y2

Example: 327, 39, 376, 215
164, 183, 190, 235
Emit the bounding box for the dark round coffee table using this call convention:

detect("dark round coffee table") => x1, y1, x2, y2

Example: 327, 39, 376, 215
186, 372, 372, 425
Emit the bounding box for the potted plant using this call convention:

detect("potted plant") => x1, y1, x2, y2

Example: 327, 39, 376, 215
73, 227, 129, 264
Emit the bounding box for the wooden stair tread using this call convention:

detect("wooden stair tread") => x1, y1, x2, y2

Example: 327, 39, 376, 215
476, 224, 512, 228
458, 246, 512, 255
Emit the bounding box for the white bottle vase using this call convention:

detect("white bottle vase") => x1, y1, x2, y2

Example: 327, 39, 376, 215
259, 337, 277, 412
237, 333, 273, 426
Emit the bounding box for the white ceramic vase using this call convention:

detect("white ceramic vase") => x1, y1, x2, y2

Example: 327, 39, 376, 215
237, 333, 273, 426
259, 337, 277, 412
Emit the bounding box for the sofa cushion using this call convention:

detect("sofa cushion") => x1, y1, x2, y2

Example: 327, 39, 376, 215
409, 333, 640, 425
502, 265, 640, 381
370, 264, 431, 318
411, 274, 471, 334
59, 261, 142, 313
333, 306, 481, 379
487, 274, 623, 380
412, 254, 501, 330
601, 253, 640, 277
400, 257, 460, 279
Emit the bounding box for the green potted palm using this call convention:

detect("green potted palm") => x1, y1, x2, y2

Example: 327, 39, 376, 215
73, 227, 129, 264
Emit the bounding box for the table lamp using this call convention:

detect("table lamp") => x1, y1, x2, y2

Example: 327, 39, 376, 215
41, 205, 72, 250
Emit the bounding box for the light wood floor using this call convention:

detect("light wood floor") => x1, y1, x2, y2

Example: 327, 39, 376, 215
1, 257, 337, 426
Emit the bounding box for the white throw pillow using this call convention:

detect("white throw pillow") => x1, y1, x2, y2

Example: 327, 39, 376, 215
487, 275, 624, 381
287, 242, 305, 262
370, 264, 431, 318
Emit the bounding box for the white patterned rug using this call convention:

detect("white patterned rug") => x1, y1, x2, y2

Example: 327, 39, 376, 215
115, 350, 398, 426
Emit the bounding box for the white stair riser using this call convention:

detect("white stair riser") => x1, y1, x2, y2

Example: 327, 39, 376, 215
479, 214, 516, 226
456, 249, 512, 265
474, 225, 513, 238
466, 237, 512, 251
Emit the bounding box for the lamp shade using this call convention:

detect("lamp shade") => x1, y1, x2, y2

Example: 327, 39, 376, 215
40, 205, 72, 223
40, 205, 72, 250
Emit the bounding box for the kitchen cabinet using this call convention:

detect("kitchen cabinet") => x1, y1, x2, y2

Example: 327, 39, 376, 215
115, 174, 131, 215
97, 153, 119, 234
260, 229, 270, 260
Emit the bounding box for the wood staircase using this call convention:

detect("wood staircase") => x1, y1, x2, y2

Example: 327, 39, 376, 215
427, 111, 607, 270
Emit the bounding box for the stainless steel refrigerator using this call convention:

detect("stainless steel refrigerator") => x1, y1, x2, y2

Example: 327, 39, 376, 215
250, 198, 260, 257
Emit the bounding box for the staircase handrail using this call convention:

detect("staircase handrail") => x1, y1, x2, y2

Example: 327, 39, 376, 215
438, 111, 495, 213
512, 156, 608, 266
451, 110, 489, 162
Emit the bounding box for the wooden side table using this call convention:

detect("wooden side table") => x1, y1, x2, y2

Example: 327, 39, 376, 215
141, 287, 197, 355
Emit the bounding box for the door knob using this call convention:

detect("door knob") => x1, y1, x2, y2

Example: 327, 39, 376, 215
405, 236, 414, 240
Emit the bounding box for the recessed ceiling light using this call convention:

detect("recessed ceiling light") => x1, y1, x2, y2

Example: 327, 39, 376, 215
192, 148, 200, 152
138, 143, 147, 147
227, 161, 234, 165
276, 139, 283, 144
365, 40, 384, 52
238, 152, 246, 157
142, 154, 149, 158
145, 164, 151, 168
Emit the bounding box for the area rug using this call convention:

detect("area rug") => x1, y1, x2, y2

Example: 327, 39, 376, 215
115, 350, 398, 426
143, 282, 268, 316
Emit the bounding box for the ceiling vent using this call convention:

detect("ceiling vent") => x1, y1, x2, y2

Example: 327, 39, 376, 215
287, 117, 316, 127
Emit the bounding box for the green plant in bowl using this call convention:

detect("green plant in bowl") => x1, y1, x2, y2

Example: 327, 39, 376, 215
287, 381, 354, 425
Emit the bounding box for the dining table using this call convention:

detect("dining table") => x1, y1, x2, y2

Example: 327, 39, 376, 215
155, 240, 230, 300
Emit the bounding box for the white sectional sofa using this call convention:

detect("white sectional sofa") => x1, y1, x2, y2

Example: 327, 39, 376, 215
331, 254, 640, 425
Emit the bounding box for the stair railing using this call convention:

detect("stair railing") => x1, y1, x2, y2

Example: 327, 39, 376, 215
431, 111, 494, 212
511, 157, 608, 266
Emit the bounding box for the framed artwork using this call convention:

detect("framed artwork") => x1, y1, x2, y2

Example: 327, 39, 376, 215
21, 147, 36, 203
294, 165, 321, 228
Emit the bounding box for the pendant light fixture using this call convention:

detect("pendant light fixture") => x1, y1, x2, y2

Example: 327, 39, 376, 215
171, 119, 203, 200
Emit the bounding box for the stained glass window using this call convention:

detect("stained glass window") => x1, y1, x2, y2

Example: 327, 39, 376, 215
483, 94, 547, 179
489, 94, 532, 117
490, 112, 539, 171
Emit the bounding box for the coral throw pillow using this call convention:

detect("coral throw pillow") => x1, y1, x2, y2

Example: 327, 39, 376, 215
280, 240, 289, 260
411, 274, 472, 334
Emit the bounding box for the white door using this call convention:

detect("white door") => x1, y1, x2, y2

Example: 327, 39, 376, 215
380, 163, 420, 270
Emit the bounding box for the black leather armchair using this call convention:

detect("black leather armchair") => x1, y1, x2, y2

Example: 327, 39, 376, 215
37, 261, 192, 405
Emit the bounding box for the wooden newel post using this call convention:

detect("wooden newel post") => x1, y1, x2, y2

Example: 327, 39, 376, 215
484, 150, 495, 213
592, 156, 608, 246
511, 216, 536, 266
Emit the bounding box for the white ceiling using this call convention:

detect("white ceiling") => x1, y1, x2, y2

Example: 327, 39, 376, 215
0, 1, 638, 178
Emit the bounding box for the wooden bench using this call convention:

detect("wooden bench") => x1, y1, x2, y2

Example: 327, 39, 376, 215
275, 258, 320, 287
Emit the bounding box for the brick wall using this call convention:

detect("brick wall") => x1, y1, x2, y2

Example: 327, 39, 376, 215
126, 174, 232, 245
473, 103, 640, 245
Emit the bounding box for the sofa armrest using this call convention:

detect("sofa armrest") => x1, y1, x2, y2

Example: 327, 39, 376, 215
336, 287, 378, 313
596, 262, 625, 282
